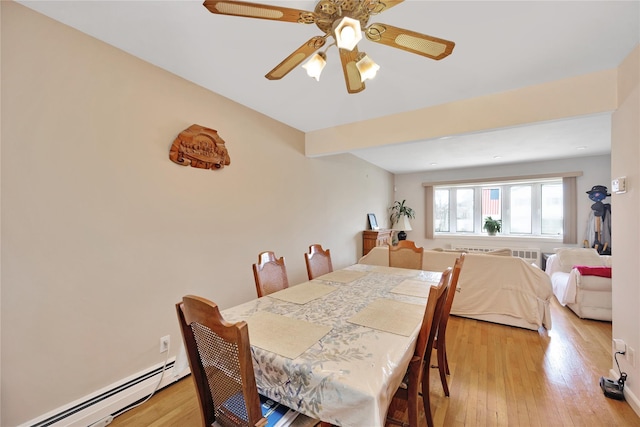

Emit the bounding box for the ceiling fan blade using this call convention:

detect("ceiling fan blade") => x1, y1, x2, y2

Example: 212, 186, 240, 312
339, 47, 366, 94
265, 36, 326, 80
364, 23, 455, 60
203, 0, 316, 24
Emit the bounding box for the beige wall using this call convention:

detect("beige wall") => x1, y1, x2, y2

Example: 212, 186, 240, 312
393, 155, 611, 254
611, 45, 640, 414
0, 3, 393, 425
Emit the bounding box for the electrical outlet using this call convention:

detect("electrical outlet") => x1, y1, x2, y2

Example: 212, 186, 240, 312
160, 335, 170, 353
627, 346, 635, 367
613, 338, 626, 353
612, 177, 627, 194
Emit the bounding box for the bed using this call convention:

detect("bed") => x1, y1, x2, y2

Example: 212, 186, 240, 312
359, 247, 553, 330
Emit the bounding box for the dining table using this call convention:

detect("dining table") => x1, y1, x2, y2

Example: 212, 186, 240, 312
220, 263, 442, 427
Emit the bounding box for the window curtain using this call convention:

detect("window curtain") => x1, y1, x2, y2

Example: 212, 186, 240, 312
563, 176, 577, 244
424, 185, 434, 239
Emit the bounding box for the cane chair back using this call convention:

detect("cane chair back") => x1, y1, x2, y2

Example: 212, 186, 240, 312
176, 295, 263, 427
304, 244, 333, 280
252, 251, 289, 298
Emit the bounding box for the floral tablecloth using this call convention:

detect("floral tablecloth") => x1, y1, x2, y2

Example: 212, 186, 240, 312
221, 264, 441, 427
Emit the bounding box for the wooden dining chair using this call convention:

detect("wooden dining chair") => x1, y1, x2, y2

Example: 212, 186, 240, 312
304, 244, 333, 280
252, 251, 289, 298
388, 240, 424, 270
433, 253, 466, 397
387, 267, 452, 427
176, 295, 318, 427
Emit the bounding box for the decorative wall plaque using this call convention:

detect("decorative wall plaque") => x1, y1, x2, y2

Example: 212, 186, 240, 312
169, 124, 231, 170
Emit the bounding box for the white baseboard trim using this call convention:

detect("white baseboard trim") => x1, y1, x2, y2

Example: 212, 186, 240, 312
21, 358, 190, 427
608, 368, 640, 417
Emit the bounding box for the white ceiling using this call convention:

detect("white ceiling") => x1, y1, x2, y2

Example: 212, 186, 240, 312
17, 0, 640, 173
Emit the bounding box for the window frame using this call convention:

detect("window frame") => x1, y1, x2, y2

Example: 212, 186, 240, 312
423, 172, 580, 243
434, 180, 562, 237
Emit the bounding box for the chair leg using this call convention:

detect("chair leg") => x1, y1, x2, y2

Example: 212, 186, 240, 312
437, 342, 450, 397
442, 339, 450, 375
407, 380, 419, 427
421, 363, 435, 427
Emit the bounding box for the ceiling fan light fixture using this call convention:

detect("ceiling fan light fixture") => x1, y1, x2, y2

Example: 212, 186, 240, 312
302, 51, 327, 81
333, 16, 362, 51
204, 0, 456, 94
356, 54, 380, 82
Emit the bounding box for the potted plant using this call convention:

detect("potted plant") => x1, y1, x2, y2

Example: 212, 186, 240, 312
389, 200, 415, 241
483, 216, 502, 236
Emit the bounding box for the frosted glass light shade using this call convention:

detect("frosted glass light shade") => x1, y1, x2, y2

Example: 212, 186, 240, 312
333, 17, 362, 51
302, 52, 327, 81
356, 54, 380, 81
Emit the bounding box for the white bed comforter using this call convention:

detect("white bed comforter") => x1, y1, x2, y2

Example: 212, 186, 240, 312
359, 247, 553, 330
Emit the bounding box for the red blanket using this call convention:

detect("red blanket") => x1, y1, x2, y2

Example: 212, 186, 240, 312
573, 265, 612, 278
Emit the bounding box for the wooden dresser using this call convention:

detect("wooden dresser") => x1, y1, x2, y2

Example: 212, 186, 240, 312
363, 229, 392, 255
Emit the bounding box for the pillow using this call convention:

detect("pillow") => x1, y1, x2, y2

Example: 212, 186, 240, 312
573, 265, 612, 278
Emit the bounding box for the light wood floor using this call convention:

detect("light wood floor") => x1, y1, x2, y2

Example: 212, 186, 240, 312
110, 298, 640, 426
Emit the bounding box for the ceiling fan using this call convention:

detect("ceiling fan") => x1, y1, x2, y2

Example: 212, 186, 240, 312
203, 0, 455, 94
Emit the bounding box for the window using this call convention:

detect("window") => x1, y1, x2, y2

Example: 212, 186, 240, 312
456, 188, 474, 232
433, 179, 564, 238
434, 189, 450, 232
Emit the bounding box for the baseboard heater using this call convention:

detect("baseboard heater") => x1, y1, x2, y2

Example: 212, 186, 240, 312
452, 245, 541, 266
21, 358, 189, 427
